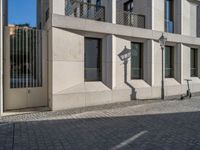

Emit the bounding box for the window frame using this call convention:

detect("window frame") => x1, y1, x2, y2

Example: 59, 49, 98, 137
131, 42, 143, 80
191, 48, 198, 77
124, 0, 134, 12
165, 46, 174, 78
164, 0, 174, 33
84, 37, 102, 82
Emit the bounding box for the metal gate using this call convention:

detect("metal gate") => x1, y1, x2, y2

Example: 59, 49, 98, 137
4, 26, 48, 110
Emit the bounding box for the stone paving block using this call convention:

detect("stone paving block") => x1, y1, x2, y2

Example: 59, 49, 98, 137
0, 98, 200, 149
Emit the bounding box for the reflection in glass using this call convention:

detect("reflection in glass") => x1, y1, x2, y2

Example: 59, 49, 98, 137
191, 48, 198, 77
165, 0, 174, 33
165, 46, 174, 78
85, 38, 101, 81
131, 42, 143, 79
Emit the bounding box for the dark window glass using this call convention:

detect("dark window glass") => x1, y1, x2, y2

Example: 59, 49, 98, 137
87, 0, 91, 3
124, 0, 134, 12
85, 38, 101, 81
131, 42, 143, 79
165, 0, 174, 33
191, 48, 198, 77
165, 46, 174, 78
96, 0, 101, 11
45, 8, 49, 22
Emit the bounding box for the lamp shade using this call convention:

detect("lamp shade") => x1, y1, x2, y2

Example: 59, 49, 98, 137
159, 34, 167, 48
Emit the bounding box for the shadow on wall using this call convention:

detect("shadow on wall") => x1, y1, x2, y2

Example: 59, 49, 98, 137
118, 46, 137, 100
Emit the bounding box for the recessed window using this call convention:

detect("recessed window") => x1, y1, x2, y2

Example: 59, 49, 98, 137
124, 0, 134, 12
165, 0, 174, 33
131, 42, 143, 79
96, 0, 101, 11
85, 38, 102, 81
191, 48, 198, 77
165, 46, 174, 78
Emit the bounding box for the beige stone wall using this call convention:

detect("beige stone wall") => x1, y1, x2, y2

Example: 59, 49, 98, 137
182, 0, 199, 36
47, 0, 200, 110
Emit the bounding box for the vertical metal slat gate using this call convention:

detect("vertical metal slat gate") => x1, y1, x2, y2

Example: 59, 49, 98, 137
10, 28, 42, 89
4, 26, 47, 110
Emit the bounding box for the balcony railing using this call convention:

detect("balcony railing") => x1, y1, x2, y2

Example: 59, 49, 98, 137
116, 10, 145, 28
65, 0, 105, 22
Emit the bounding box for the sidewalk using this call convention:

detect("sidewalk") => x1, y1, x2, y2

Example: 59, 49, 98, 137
0, 97, 200, 150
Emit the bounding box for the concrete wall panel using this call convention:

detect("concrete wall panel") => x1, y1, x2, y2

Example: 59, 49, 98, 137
153, 0, 165, 31
53, 0, 65, 15
52, 28, 84, 94
182, 0, 198, 36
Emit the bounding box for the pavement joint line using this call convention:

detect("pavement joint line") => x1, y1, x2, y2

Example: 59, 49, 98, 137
111, 131, 148, 150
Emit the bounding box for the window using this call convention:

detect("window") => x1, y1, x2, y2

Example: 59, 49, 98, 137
124, 0, 134, 12
165, 0, 174, 33
124, 0, 135, 27
96, 0, 101, 5
165, 46, 174, 78
191, 48, 198, 77
96, 0, 101, 11
131, 42, 143, 79
85, 38, 102, 81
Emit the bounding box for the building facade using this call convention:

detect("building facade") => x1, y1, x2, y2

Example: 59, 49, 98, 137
35, 0, 200, 111
0, 0, 8, 114
0, 0, 200, 114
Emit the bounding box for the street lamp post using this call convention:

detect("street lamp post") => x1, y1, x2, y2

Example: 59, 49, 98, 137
159, 34, 167, 100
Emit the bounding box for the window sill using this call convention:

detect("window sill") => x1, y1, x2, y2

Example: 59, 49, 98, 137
164, 78, 180, 86
129, 80, 151, 88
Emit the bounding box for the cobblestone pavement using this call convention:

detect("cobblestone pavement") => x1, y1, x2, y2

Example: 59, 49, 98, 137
1, 97, 200, 150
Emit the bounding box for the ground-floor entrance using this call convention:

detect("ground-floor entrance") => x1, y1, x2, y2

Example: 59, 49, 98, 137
3, 26, 48, 110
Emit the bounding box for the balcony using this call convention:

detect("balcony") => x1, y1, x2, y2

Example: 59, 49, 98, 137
116, 10, 145, 28
65, 0, 105, 22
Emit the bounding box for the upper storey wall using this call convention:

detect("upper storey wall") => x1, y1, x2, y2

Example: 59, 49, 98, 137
50, 0, 200, 37
182, 0, 199, 37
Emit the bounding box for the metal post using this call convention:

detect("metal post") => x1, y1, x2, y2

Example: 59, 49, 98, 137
161, 47, 165, 100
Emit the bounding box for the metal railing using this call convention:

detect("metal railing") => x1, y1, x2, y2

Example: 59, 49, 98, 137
8, 26, 43, 88
116, 10, 145, 28
65, 0, 105, 22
